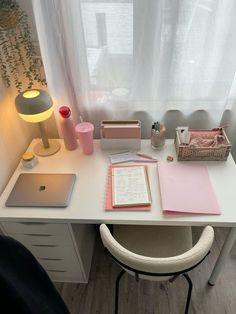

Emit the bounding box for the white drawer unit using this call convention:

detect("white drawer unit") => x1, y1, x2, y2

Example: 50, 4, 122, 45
0, 222, 95, 283
1, 222, 69, 235
5, 233, 73, 246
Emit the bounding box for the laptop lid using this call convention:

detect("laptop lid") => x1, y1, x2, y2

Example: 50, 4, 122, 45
5, 173, 76, 208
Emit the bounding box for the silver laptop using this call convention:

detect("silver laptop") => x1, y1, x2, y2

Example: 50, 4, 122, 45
5, 173, 76, 208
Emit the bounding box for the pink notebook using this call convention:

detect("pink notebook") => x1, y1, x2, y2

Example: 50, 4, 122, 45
105, 165, 151, 211
157, 162, 221, 215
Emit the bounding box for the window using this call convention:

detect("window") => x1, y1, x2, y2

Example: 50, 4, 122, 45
81, 0, 133, 93
81, 0, 236, 112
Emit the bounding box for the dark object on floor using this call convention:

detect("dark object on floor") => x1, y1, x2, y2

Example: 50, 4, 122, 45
0, 235, 69, 314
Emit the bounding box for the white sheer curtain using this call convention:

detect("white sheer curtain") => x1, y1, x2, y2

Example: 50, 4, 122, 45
32, 0, 90, 127
32, 0, 236, 143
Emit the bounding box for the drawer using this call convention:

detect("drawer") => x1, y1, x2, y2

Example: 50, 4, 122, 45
47, 269, 86, 283
23, 243, 78, 261
1, 222, 69, 236
7, 232, 72, 246
38, 253, 81, 272
35, 247, 86, 283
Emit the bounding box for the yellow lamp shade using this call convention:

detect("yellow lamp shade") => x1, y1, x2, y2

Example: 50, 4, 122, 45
18, 107, 54, 123
23, 90, 40, 98
15, 89, 53, 123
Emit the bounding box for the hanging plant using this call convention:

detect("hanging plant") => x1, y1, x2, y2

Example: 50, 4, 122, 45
0, 0, 47, 92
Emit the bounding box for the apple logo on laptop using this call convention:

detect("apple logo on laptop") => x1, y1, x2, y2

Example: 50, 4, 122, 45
39, 185, 46, 191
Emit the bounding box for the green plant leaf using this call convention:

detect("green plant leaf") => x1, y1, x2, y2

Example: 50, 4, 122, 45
0, 0, 47, 91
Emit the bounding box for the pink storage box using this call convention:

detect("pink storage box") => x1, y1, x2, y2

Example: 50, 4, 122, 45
100, 120, 141, 139
100, 120, 141, 150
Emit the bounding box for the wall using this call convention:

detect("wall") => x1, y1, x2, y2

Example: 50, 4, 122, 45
0, 83, 36, 194
0, 0, 58, 195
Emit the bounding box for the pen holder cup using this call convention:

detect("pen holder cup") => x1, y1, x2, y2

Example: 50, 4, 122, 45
151, 124, 165, 149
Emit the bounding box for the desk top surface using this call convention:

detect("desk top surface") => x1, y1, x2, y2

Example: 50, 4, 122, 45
1, 139, 236, 227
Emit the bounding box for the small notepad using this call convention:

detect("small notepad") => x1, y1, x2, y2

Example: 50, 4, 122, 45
109, 151, 134, 164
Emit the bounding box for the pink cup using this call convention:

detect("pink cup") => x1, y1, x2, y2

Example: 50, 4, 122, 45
75, 122, 94, 155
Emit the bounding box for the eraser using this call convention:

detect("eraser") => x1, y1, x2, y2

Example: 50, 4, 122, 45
167, 155, 174, 162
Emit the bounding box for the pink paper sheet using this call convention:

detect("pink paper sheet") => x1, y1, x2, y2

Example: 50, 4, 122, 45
157, 162, 221, 215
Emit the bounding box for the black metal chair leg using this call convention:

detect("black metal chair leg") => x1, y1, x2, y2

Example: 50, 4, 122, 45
182, 273, 193, 314
115, 269, 125, 314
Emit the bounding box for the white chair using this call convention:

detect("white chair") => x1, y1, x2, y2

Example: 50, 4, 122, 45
100, 224, 214, 314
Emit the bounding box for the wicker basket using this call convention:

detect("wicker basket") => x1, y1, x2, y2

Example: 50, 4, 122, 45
175, 128, 232, 161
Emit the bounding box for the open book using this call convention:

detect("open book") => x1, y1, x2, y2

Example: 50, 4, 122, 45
157, 162, 221, 215
105, 165, 151, 211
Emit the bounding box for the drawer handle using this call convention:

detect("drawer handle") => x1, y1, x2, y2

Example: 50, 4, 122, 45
40, 258, 63, 261
18, 223, 47, 225
24, 234, 53, 237
32, 244, 57, 248
46, 269, 67, 273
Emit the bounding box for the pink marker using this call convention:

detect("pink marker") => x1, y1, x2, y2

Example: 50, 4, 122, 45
136, 152, 157, 160
133, 159, 158, 163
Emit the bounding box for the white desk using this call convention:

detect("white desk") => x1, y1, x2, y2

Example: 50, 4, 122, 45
0, 139, 236, 284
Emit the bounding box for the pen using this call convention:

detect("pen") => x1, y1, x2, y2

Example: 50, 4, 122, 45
153, 121, 160, 131
136, 152, 157, 160
133, 159, 158, 163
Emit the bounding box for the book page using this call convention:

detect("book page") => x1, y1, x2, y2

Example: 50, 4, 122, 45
112, 166, 151, 207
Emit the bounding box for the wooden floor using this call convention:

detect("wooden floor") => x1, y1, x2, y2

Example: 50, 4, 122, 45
55, 227, 236, 314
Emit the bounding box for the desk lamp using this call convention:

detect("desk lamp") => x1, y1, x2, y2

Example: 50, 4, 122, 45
15, 89, 61, 156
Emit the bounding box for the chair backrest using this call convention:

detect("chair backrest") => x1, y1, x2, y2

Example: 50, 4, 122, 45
100, 224, 214, 275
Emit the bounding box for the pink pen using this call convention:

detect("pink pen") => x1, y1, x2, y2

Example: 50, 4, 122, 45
133, 159, 158, 163
136, 152, 157, 160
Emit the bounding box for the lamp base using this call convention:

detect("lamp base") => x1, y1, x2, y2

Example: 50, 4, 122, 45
34, 139, 61, 157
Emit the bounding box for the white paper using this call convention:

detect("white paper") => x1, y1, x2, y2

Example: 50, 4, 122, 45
109, 151, 134, 164
112, 166, 151, 206
109, 151, 158, 164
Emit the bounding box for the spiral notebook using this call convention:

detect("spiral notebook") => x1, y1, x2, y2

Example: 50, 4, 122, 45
105, 165, 151, 211
157, 162, 220, 215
